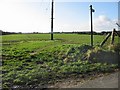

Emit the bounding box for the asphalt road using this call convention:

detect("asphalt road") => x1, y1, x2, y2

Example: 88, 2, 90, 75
74, 72, 119, 88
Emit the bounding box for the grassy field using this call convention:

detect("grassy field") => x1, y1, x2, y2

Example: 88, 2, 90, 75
2, 34, 105, 44
1, 33, 119, 88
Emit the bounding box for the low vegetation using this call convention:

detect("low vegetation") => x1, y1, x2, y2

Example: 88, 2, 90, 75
1, 34, 119, 88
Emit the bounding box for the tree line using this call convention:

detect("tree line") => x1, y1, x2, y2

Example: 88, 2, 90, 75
0, 30, 113, 35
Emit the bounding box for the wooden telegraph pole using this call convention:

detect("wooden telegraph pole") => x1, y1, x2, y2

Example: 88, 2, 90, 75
90, 5, 95, 46
51, 0, 54, 40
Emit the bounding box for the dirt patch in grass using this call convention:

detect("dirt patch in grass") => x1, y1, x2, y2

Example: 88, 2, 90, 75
86, 48, 119, 64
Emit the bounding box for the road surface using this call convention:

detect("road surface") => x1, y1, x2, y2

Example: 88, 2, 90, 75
73, 72, 119, 88
48, 72, 119, 88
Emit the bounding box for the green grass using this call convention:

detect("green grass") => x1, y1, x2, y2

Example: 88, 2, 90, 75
1, 33, 119, 88
2, 34, 50, 42
2, 34, 104, 44
2, 33, 118, 45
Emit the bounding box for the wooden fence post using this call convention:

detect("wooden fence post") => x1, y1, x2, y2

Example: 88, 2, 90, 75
100, 28, 120, 47
100, 33, 111, 47
111, 29, 115, 45
114, 30, 120, 37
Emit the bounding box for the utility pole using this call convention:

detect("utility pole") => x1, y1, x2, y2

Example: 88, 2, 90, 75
51, 0, 54, 40
90, 5, 95, 46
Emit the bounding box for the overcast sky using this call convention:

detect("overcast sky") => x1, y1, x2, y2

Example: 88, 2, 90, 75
0, 0, 118, 33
